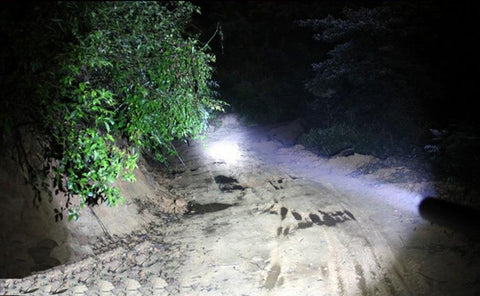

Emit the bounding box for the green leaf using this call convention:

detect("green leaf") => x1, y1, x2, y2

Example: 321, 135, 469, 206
36, 1, 225, 221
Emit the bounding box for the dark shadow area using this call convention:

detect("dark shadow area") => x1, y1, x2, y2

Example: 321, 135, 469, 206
362, 198, 480, 295
214, 175, 245, 192
186, 201, 235, 215
0, 131, 68, 278
419, 197, 480, 241
0, 183, 66, 278
214, 175, 238, 184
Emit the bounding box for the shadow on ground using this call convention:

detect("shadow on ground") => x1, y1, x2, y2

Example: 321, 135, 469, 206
365, 197, 480, 295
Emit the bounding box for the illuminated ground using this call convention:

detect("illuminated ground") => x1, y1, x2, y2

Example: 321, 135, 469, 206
1, 114, 479, 295
165, 114, 480, 295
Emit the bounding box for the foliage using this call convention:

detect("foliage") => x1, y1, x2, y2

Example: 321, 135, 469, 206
299, 124, 358, 157
297, 2, 441, 157
1, 1, 225, 220
298, 2, 439, 113
426, 128, 480, 185
299, 123, 415, 159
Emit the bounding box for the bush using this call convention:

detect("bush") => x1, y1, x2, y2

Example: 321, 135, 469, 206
300, 124, 359, 157
427, 128, 480, 185
1, 2, 225, 220
300, 123, 415, 159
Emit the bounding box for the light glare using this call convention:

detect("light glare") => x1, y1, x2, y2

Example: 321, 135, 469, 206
207, 141, 241, 163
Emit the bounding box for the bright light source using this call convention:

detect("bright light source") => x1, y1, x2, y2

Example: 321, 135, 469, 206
207, 141, 241, 163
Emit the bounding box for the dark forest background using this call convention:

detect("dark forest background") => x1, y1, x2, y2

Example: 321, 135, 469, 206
192, 0, 480, 188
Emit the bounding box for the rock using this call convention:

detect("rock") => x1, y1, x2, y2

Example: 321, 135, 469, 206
13, 251, 33, 265
1, 279, 14, 288
73, 284, 88, 294
125, 278, 141, 290
134, 253, 149, 266
31, 256, 61, 272
104, 259, 122, 272
152, 277, 168, 289
17, 279, 34, 292
9, 232, 28, 247
174, 198, 188, 208
51, 285, 69, 295
42, 284, 52, 293
70, 243, 94, 259
97, 280, 115, 292
74, 270, 92, 283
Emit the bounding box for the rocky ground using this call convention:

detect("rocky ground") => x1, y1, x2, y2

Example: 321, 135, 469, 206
1, 114, 479, 295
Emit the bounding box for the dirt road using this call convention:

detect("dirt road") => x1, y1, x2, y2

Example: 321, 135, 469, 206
1, 114, 479, 295
164, 115, 480, 295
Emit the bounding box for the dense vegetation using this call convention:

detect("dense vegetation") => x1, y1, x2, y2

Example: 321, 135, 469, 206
0, 1, 225, 220
296, 2, 440, 158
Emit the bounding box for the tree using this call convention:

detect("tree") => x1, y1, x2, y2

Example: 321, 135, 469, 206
298, 2, 440, 128
1, 1, 225, 220
297, 2, 442, 157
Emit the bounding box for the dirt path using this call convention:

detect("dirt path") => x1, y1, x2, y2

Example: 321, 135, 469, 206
164, 116, 480, 295
1, 115, 479, 295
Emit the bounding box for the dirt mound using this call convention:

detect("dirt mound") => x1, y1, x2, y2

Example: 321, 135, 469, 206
0, 152, 178, 278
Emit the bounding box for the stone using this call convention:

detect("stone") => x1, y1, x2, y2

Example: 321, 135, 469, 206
125, 278, 141, 290
73, 284, 88, 294
97, 280, 115, 292
174, 198, 188, 208
2, 279, 14, 288
152, 277, 168, 289
42, 284, 52, 293
74, 270, 92, 284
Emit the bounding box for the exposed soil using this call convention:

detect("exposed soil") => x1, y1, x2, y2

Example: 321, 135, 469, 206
1, 113, 479, 295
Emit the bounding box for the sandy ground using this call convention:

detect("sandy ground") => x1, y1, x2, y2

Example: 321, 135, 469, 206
1, 114, 479, 295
